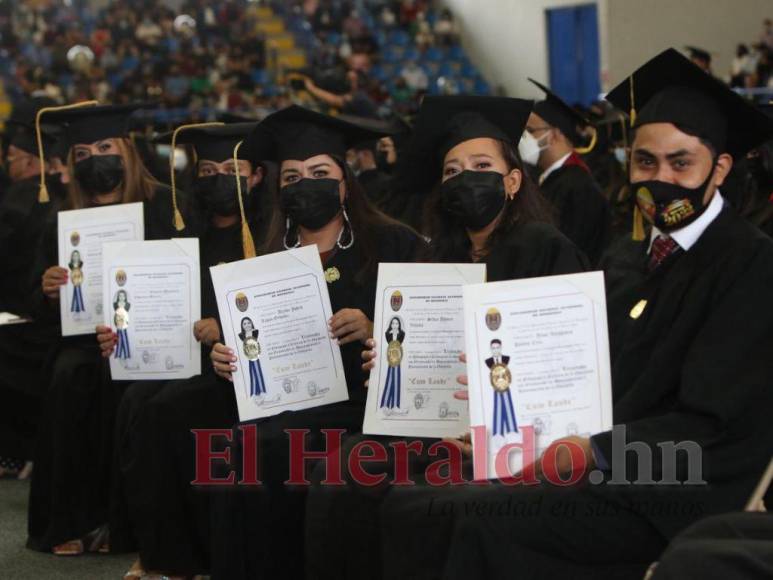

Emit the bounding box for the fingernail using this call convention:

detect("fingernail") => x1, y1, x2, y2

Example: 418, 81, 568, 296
230, 356, 237, 362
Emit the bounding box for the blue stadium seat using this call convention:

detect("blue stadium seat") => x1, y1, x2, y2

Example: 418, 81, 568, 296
423, 46, 444, 61
251, 69, 270, 85
474, 78, 491, 94
447, 45, 465, 60
388, 30, 411, 46
403, 47, 420, 62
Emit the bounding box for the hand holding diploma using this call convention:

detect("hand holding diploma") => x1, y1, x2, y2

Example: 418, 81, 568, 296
42, 266, 68, 301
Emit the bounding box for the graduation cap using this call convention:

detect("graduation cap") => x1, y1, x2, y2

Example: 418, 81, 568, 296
406, 95, 534, 191
528, 78, 591, 146
158, 122, 260, 255
685, 46, 712, 64
243, 105, 390, 164
335, 114, 399, 151
43, 103, 155, 148
605, 48, 773, 158
33, 100, 100, 203
154, 122, 258, 163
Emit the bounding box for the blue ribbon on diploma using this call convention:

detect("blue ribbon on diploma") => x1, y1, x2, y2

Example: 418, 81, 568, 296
71, 285, 85, 312
249, 359, 267, 397
493, 389, 518, 436
380, 366, 401, 409
115, 328, 131, 360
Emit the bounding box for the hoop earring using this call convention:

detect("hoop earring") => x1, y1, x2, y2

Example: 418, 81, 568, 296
336, 207, 354, 250
284, 217, 301, 250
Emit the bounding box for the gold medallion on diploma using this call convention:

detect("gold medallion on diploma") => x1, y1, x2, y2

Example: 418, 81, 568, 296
629, 299, 647, 320
324, 267, 341, 283
244, 337, 261, 360
489, 363, 512, 392
387, 339, 403, 367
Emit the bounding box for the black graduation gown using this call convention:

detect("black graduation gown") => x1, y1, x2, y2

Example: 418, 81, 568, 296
0, 178, 63, 460
108, 221, 248, 572
358, 169, 394, 209
650, 512, 773, 580
304, 221, 589, 580
364, 205, 773, 580
540, 162, 611, 266
208, 223, 422, 580
26, 185, 197, 552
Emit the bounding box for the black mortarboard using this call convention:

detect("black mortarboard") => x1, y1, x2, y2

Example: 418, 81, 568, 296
605, 48, 773, 157
528, 78, 590, 144
44, 103, 154, 147
8, 123, 60, 157
406, 95, 534, 191
685, 46, 712, 63
335, 114, 399, 151
244, 105, 389, 164
5, 96, 58, 129
155, 122, 259, 163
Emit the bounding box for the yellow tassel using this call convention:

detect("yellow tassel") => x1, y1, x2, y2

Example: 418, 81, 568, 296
35, 100, 99, 203
38, 181, 50, 203
574, 126, 597, 155
241, 219, 256, 258
632, 205, 646, 241
628, 74, 637, 127
233, 140, 256, 258
174, 208, 186, 231
170, 122, 225, 231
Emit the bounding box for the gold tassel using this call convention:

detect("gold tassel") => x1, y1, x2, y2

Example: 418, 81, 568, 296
628, 74, 637, 127
632, 205, 646, 241
233, 140, 256, 258
574, 126, 597, 155
169, 122, 225, 231
35, 100, 99, 202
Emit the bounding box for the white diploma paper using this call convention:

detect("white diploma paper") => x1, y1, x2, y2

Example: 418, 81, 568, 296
211, 245, 348, 422
463, 271, 613, 480
57, 202, 144, 336
364, 263, 486, 438
103, 239, 201, 381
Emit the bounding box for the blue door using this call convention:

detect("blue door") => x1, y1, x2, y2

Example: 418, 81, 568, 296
546, 4, 601, 106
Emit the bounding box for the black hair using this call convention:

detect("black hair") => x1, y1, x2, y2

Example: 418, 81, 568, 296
420, 139, 555, 262
490, 339, 502, 346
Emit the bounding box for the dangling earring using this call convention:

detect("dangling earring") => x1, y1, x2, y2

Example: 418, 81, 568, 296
336, 206, 354, 250
284, 216, 301, 250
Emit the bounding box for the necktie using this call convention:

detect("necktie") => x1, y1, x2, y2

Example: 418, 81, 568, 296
648, 235, 679, 272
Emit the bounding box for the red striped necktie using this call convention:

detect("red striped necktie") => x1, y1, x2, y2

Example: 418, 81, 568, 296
648, 235, 679, 272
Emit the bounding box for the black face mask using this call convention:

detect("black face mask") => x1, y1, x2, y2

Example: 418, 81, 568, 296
45, 173, 68, 201
280, 178, 342, 230
74, 155, 125, 196
439, 170, 507, 231
194, 173, 247, 217
375, 150, 393, 173
631, 165, 715, 231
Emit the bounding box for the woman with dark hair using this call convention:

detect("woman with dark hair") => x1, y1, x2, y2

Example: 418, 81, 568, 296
380, 316, 405, 412
26, 104, 198, 557
68, 250, 85, 313
207, 105, 422, 580
238, 316, 267, 400
112, 289, 131, 361
94, 122, 273, 579
305, 96, 589, 580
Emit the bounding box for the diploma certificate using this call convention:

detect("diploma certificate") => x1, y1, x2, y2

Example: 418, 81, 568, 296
463, 272, 613, 480
211, 245, 348, 422
58, 202, 144, 336
103, 239, 201, 381
364, 263, 486, 438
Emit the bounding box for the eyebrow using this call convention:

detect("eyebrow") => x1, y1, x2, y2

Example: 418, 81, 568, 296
633, 148, 693, 160
307, 162, 331, 171
280, 167, 301, 176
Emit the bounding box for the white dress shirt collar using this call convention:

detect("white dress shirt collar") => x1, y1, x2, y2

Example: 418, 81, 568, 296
538, 152, 572, 186
648, 190, 724, 253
